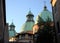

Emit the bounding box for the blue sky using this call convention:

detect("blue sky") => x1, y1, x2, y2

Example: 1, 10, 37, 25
6, 0, 52, 33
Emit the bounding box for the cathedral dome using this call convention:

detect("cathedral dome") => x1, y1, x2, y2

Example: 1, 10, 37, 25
21, 22, 34, 32
35, 6, 53, 24
21, 10, 34, 32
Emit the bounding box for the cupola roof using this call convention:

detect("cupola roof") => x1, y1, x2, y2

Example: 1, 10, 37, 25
21, 10, 34, 32
10, 22, 15, 27
35, 5, 53, 24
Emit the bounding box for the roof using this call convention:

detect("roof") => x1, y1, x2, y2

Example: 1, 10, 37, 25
26, 10, 34, 17
35, 6, 53, 24
21, 22, 34, 32
21, 10, 34, 32
15, 32, 33, 38
10, 22, 15, 27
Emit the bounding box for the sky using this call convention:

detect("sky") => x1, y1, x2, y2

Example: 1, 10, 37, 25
6, 0, 52, 33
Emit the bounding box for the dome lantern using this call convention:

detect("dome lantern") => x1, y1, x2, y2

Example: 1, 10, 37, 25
26, 10, 34, 22
9, 22, 15, 31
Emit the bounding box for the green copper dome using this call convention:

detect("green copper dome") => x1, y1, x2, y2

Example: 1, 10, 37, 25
22, 22, 34, 32
35, 6, 53, 24
21, 10, 34, 32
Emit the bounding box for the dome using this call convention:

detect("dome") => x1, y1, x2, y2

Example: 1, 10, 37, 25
21, 22, 34, 32
35, 6, 53, 24
21, 10, 34, 32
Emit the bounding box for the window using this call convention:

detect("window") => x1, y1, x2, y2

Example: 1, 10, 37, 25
19, 35, 21, 39
21, 34, 25, 39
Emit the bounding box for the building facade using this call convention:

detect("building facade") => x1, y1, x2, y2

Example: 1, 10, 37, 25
51, 0, 60, 43
0, 0, 9, 43
14, 33, 34, 43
